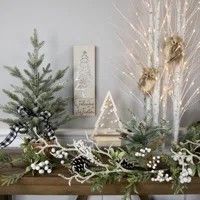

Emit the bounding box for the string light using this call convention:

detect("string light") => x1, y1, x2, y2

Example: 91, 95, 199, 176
113, 0, 200, 136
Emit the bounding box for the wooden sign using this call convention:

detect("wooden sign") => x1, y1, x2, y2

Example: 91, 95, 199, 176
73, 45, 96, 116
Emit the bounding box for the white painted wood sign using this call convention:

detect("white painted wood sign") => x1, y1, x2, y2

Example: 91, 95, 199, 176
73, 45, 96, 116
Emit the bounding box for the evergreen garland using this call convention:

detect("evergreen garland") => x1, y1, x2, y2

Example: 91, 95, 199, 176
0, 114, 199, 197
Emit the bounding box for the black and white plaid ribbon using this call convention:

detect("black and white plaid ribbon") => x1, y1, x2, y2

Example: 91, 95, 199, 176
0, 130, 18, 149
0, 105, 54, 149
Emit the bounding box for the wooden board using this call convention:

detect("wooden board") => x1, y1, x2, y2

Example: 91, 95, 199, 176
93, 133, 122, 146
0, 168, 199, 195
73, 45, 96, 116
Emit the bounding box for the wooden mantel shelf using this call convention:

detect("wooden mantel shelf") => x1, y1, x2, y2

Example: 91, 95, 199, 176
0, 168, 199, 195
0, 149, 199, 200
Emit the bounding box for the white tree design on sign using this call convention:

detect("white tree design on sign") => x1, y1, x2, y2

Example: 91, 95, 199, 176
73, 45, 95, 116
75, 51, 91, 97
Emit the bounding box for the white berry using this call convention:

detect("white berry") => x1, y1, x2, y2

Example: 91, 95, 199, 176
51, 148, 56, 153
56, 150, 60, 155
45, 160, 49, 165
31, 163, 36, 170
39, 169, 44, 174
39, 162, 44, 167
58, 154, 63, 159
61, 160, 65, 165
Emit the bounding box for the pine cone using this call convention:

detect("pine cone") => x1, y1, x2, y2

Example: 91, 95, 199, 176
120, 159, 135, 170
71, 156, 90, 173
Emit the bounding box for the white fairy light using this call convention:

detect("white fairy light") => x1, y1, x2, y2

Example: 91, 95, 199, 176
185, 6, 200, 25
113, 3, 148, 44
115, 75, 144, 105
180, 89, 200, 119
113, 0, 200, 141
181, 81, 195, 101
115, 32, 146, 68
112, 1, 155, 118
167, 0, 200, 142
185, 29, 196, 48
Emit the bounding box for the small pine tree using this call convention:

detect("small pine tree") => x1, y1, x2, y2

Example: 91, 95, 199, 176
0, 29, 70, 148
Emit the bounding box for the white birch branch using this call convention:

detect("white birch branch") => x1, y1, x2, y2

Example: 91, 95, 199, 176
152, 0, 161, 125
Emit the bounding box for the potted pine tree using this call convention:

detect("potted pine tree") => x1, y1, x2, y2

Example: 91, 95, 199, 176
0, 29, 70, 149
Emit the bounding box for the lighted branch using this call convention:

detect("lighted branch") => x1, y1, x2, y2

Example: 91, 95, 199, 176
162, 0, 200, 143
112, 3, 149, 46
113, 0, 168, 125
112, 1, 151, 119
113, 33, 145, 107
161, 0, 174, 120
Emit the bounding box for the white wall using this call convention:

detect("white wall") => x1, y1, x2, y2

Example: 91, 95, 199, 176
0, 0, 199, 131
0, 0, 128, 130
0, 0, 199, 200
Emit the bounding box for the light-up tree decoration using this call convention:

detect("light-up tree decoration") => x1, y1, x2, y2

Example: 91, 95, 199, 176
113, 0, 200, 143
94, 91, 123, 134
93, 91, 123, 146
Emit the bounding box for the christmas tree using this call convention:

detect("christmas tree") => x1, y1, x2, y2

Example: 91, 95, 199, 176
94, 91, 123, 134
75, 50, 91, 97
0, 29, 70, 148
